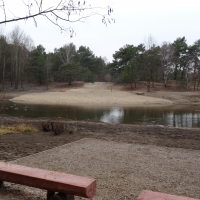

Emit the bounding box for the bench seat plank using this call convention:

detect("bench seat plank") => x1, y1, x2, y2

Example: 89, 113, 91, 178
138, 190, 200, 200
0, 162, 96, 198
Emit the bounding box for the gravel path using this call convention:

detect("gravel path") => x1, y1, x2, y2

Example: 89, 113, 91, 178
0, 138, 199, 200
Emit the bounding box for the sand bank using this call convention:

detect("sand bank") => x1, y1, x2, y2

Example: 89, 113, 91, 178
10, 82, 174, 106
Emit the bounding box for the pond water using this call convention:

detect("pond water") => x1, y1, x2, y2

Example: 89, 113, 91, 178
1, 101, 200, 128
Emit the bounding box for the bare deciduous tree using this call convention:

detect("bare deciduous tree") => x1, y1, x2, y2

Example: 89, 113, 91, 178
144, 35, 158, 91
160, 42, 174, 87
0, 33, 9, 90
144, 35, 156, 51
57, 43, 76, 63
185, 60, 194, 90
9, 26, 34, 89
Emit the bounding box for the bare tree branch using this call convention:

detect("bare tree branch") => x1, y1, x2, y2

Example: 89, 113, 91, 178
39, 0, 43, 12
0, 0, 6, 21
0, 0, 114, 36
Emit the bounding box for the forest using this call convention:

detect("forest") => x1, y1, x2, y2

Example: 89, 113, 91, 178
0, 26, 108, 90
0, 27, 200, 91
108, 36, 200, 90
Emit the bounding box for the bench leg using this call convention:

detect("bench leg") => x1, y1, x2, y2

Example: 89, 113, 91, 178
47, 191, 55, 200
49, 193, 74, 200
0, 181, 3, 188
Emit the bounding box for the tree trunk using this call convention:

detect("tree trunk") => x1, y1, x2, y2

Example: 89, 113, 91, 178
150, 73, 154, 88
68, 75, 72, 85
174, 64, 178, 80
147, 81, 150, 92
15, 80, 18, 89
15, 48, 19, 89
193, 59, 197, 90
197, 80, 200, 91
46, 58, 49, 90
130, 82, 133, 89
164, 79, 167, 88
21, 77, 23, 89
194, 77, 196, 90
10, 76, 13, 87
2, 55, 5, 91
181, 69, 184, 80
164, 73, 168, 88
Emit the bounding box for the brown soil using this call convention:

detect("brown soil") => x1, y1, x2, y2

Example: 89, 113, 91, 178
0, 116, 200, 200
0, 115, 199, 161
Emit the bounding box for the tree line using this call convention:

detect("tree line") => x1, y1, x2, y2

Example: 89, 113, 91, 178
0, 27, 107, 90
108, 36, 200, 90
0, 28, 200, 91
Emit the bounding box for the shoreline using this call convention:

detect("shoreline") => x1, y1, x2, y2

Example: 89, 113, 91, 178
2, 82, 200, 107
10, 98, 175, 108
9, 82, 175, 106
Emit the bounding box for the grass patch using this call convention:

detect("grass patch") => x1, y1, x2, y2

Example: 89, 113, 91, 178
0, 124, 38, 136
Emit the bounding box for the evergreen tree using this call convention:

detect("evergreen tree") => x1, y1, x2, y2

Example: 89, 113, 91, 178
30, 45, 46, 84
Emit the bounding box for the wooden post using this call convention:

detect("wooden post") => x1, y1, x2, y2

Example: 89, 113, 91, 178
0, 180, 3, 187
147, 83, 150, 92
47, 191, 55, 200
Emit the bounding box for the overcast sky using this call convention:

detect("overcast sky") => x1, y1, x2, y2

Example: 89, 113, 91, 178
1, 0, 200, 62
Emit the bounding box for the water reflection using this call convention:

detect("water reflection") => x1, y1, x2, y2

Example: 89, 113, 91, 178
168, 112, 200, 127
1, 101, 200, 128
100, 107, 124, 124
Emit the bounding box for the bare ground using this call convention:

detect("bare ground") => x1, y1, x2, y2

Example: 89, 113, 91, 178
0, 82, 200, 199
0, 116, 200, 200
3, 81, 200, 107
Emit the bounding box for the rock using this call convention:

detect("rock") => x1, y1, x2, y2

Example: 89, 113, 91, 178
42, 121, 52, 132
136, 92, 144, 95
51, 121, 65, 135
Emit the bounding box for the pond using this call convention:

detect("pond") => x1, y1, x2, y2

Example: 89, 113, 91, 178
1, 101, 200, 128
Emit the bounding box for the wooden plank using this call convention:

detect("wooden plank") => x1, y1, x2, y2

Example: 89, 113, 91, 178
0, 162, 96, 198
138, 190, 200, 200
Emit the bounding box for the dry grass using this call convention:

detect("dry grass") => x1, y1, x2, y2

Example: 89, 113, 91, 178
0, 124, 38, 135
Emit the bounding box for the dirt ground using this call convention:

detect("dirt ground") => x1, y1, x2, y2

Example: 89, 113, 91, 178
0, 116, 200, 162
0, 82, 200, 199
0, 116, 200, 199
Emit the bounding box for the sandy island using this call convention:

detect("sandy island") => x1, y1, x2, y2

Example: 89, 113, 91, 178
10, 82, 177, 106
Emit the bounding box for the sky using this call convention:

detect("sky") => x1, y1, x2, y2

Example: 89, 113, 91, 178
0, 0, 200, 62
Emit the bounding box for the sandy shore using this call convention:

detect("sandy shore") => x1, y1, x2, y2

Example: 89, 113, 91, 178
10, 82, 175, 106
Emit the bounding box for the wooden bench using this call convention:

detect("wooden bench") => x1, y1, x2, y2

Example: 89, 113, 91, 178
0, 161, 96, 200
138, 190, 200, 200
